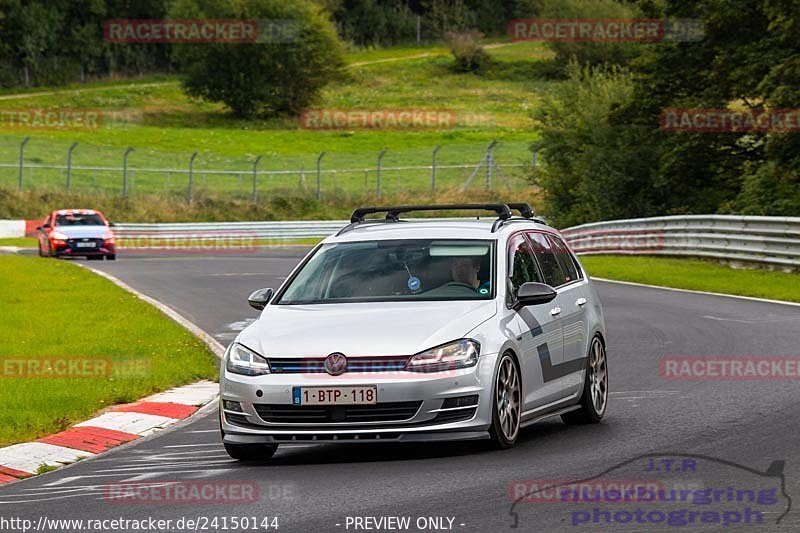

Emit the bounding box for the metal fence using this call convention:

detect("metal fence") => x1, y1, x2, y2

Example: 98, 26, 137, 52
115, 214, 800, 270
1, 137, 538, 201
561, 214, 800, 269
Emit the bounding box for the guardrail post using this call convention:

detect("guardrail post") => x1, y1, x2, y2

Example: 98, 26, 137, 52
431, 145, 440, 193
376, 148, 387, 199
486, 140, 498, 190
316, 152, 325, 201
187, 152, 198, 203
122, 147, 135, 197
66, 142, 78, 192
252, 155, 262, 205
18, 137, 30, 191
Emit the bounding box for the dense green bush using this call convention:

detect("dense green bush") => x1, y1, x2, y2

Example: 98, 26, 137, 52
446, 30, 491, 72
532, 62, 662, 227
170, 0, 345, 117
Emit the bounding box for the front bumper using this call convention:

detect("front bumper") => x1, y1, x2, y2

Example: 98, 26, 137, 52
52, 240, 114, 257
220, 353, 498, 444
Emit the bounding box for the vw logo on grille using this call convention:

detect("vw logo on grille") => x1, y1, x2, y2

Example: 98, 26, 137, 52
324, 353, 347, 376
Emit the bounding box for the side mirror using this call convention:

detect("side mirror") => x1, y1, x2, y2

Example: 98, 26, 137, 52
513, 282, 557, 310
108, 221, 116, 227
35, 226, 42, 231
42, 224, 51, 229
248, 287, 274, 311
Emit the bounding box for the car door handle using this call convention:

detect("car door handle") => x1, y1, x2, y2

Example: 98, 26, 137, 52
575, 297, 587, 307
550, 307, 562, 316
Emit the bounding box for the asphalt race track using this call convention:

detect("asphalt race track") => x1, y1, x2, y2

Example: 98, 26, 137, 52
2, 249, 799, 532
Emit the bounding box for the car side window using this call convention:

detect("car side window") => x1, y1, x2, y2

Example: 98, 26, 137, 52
527, 232, 567, 287
507, 234, 542, 298
547, 235, 582, 283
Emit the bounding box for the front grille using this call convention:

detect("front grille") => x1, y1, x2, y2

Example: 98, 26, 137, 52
267, 356, 410, 374
254, 401, 422, 424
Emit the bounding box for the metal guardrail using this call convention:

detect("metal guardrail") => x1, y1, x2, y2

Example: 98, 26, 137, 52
560, 214, 800, 269
115, 220, 348, 241
114, 214, 800, 269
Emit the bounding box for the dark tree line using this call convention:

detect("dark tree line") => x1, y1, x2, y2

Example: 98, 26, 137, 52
0, 0, 545, 88
0, 0, 173, 87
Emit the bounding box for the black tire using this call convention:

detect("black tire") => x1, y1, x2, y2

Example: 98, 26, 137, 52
87, 256, 103, 261
106, 254, 116, 261
38, 242, 44, 257
223, 442, 278, 461
562, 336, 608, 425
488, 352, 522, 449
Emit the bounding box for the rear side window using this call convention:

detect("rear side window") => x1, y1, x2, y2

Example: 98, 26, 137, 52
507, 234, 542, 296
548, 235, 582, 283
527, 232, 567, 287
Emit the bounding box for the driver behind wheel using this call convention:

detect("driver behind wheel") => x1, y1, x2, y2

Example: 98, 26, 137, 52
449, 256, 491, 295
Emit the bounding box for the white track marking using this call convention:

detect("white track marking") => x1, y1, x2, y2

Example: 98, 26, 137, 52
593, 277, 800, 308
165, 443, 221, 448
0, 443, 93, 474
75, 412, 178, 435
41, 476, 82, 487
145, 380, 218, 406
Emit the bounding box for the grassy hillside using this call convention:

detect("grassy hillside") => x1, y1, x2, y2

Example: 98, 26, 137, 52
0, 41, 552, 207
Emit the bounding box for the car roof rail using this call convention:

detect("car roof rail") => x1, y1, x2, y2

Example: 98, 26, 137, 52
338, 204, 514, 236
491, 202, 550, 231
505, 203, 534, 218
350, 204, 513, 223
338, 203, 544, 236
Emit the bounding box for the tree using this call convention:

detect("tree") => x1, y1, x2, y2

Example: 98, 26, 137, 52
171, 0, 345, 118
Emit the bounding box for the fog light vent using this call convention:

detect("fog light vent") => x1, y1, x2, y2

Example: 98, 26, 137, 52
442, 395, 479, 409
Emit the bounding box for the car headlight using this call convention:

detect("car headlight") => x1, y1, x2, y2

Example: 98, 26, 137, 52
51, 231, 68, 240
406, 339, 480, 373
226, 343, 270, 376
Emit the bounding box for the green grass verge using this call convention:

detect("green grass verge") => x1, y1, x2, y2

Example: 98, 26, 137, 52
0, 41, 550, 199
0, 237, 36, 247
0, 255, 219, 446
580, 255, 800, 303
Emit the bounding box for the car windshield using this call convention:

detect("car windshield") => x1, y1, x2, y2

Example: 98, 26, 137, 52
277, 239, 495, 304
55, 214, 105, 226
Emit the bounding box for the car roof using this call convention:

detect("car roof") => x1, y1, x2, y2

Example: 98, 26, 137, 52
324, 218, 559, 243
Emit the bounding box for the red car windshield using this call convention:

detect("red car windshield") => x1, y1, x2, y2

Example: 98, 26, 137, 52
55, 214, 105, 226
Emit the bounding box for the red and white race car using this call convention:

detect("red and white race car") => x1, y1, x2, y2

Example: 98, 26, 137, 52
37, 209, 116, 260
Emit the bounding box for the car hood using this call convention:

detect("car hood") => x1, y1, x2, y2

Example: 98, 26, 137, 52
238, 300, 497, 357
54, 226, 109, 238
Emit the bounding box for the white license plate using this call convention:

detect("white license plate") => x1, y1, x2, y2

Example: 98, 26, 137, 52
75, 242, 96, 248
293, 386, 376, 405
